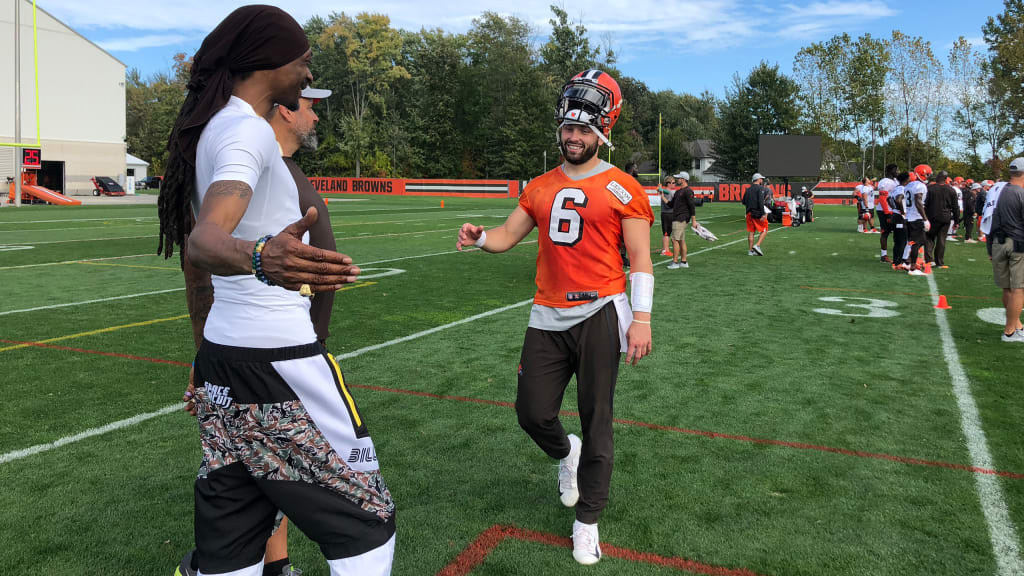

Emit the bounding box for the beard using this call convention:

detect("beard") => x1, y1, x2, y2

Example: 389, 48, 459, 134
560, 137, 599, 165
299, 128, 318, 151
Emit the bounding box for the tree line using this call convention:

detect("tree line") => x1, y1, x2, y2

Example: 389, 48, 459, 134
126, 1, 1024, 183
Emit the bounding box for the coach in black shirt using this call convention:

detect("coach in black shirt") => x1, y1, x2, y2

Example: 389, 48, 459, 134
743, 173, 770, 256
925, 171, 960, 267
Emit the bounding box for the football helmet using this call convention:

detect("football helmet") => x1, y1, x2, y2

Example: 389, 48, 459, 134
913, 164, 933, 182
555, 69, 623, 149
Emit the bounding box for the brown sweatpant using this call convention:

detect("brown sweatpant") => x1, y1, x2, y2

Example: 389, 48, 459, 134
515, 302, 621, 524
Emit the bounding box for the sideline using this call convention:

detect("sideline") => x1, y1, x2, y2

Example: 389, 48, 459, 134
926, 273, 1023, 575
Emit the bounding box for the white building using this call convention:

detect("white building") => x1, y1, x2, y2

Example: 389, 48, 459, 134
126, 153, 148, 182
0, 0, 126, 195
684, 140, 721, 183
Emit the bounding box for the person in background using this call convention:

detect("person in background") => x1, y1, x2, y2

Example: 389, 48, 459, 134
925, 170, 960, 268
667, 171, 696, 269
876, 164, 898, 263
964, 182, 979, 243
987, 157, 1024, 342
657, 174, 677, 257
744, 173, 770, 256
890, 171, 910, 270
801, 186, 814, 223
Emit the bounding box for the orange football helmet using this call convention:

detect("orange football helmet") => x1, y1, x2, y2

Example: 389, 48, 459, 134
556, 69, 623, 145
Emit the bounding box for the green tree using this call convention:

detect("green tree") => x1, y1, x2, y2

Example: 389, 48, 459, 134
125, 53, 190, 175
539, 5, 602, 92
845, 34, 889, 174
399, 28, 467, 178
317, 12, 410, 177
947, 37, 986, 162
983, 0, 1024, 131
462, 12, 550, 179
885, 31, 942, 167
713, 62, 801, 180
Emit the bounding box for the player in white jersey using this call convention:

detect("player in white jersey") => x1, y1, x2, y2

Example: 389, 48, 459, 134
905, 165, 933, 275
876, 164, 898, 262
890, 171, 910, 269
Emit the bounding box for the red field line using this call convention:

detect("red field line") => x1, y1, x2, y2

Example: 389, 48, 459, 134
349, 383, 1024, 480
0, 339, 190, 367
436, 524, 766, 576
9, 341, 1023, 480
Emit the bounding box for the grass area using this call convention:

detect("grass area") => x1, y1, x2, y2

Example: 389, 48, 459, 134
0, 196, 1021, 575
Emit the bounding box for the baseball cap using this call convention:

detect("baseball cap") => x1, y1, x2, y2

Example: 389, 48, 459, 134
801, 186, 807, 191
971, 183, 982, 190
301, 87, 332, 102
1010, 157, 1024, 173
752, 173, 764, 181
673, 171, 690, 181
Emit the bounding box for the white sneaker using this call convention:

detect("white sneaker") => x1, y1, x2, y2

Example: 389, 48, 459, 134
572, 521, 601, 566
908, 269, 927, 276
667, 262, 680, 269
558, 434, 582, 507
678, 261, 689, 268
965, 239, 978, 244
752, 245, 764, 256
1001, 330, 1024, 343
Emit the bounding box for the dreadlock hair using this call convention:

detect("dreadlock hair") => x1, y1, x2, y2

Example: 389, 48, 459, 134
157, 89, 202, 263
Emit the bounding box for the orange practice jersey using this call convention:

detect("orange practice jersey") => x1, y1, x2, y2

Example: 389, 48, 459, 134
519, 165, 654, 308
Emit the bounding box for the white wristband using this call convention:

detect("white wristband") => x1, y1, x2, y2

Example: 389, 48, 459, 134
474, 229, 487, 248
629, 272, 653, 313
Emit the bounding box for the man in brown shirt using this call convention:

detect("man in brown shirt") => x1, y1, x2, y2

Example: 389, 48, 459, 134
178, 87, 337, 576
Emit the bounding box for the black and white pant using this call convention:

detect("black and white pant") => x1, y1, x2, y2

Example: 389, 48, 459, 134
193, 340, 396, 576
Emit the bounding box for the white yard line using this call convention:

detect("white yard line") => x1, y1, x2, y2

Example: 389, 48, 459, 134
0, 288, 184, 316
337, 228, 458, 241
926, 273, 1024, 576
0, 223, 156, 234
331, 215, 502, 228
0, 405, 181, 465
0, 253, 153, 271
0, 230, 730, 465
0, 216, 157, 225
3, 234, 157, 246
0, 297, 535, 465
335, 299, 535, 360
652, 227, 778, 268
356, 240, 537, 267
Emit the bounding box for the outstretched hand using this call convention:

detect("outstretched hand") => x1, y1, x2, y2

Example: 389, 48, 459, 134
260, 207, 361, 292
457, 223, 484, 251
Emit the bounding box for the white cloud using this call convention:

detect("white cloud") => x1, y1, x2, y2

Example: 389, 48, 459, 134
38, 0, 899, 63
96, 34, 190, 52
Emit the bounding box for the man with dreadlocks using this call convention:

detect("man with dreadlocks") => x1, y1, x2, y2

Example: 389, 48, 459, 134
157, 6, 395, 576
457, 69, 654, 566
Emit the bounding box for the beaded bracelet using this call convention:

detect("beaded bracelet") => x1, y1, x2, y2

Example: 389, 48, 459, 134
252, 234, 274, 286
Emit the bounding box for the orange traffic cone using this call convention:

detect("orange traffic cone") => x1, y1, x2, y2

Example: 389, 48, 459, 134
935, 295, 951, 309
923, 261, 933, 274
440, 200, 445, 208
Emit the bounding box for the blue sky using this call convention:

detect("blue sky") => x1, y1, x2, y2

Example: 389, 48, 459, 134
38, 0, 1005, 97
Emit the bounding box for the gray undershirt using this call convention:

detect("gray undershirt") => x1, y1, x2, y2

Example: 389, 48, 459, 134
528, 159, 627, 331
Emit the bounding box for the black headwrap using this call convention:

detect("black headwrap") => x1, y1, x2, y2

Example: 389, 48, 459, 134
158, 4, 310, 260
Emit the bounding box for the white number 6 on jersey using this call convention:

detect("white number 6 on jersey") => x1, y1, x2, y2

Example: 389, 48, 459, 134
549, 188, 588, 246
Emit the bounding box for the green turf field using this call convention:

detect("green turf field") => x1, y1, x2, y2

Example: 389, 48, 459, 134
1, 196, 1021, 576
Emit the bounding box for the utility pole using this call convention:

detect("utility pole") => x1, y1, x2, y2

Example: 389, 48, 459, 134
14, 0, 22, 207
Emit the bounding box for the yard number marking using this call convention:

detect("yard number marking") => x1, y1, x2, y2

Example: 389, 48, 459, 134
813, 297, 900, 318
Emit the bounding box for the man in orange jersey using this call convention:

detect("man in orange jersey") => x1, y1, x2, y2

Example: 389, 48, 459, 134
456, 69, 654, 567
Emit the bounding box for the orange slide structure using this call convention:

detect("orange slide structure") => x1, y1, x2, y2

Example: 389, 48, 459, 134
7, 173, 81, 206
